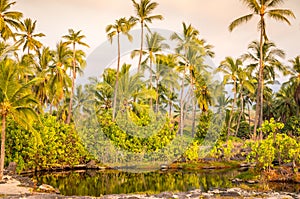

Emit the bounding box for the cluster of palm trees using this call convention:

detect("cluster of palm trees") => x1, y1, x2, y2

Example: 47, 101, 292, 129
0, 0, 299, 179
103, 0, 216, 140
0, 0, 88, 179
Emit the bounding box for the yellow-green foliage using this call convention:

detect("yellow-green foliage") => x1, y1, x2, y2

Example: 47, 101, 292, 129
5, 115, 88, 172
209, 140, 234, 161
246, 118, 300, 170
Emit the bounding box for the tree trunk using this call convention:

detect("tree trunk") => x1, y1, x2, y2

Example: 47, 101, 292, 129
112, 33, 121, 121
227, 79, 237, 141
138, 22, 144, 72
169, 101, 172, 119
179, 66, 186, 136
155, 77, 159, 113
191, 97, 196, 137
0, 115, 6, 180
253, 16, 265, 140
248, 103, 251, 137
67, 43, 76, 124
149, 56, 153, 110
235, 93, 244, 136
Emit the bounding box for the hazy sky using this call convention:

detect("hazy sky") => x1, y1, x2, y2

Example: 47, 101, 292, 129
15, 0, 300, 72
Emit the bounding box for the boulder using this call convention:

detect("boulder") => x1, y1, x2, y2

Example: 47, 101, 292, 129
6, 162, 17, 174
86, 160, 98, 169
39, 184, 60, 194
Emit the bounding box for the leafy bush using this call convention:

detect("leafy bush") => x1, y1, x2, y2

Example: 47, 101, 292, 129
5, 115, 88, 172
245, 119, 300, 170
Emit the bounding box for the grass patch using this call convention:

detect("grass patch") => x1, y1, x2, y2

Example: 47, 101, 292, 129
235, 169, 260, 181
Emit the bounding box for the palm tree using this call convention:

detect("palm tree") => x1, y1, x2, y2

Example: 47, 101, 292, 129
16, 18, 45, 55
216, 57, 243, 140
0, 0, 23, 40
287, 56, 300, 115
0, 41, 16, 59
171, 22, 199, 136
94, 68, 116, 113
0, 58, 39, 179
62, 29, 89, 124
235, 69, 255, 135
106, 18, 135, 120
33, 47, 54, 107
132, 32, 169, 109
229, 0, 295, 137
49, 41, 72, 114
275, 83, 297, 122
242, 40, 287, 138
154, 54, 179, 114
131, 0, 163, 72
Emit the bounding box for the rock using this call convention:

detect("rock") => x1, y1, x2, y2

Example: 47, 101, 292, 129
238, 167, 249, 172
230, 154, 246, 161
160, 164, 168, 170
220, 191, 241, 197
155, 191, 173, 198
86, 160, 97, 169
246, 180, 258, 184
239, 163, 251, 167
231, 178, 243, 183
39, 184, 59, 194
6, 162, 17, 174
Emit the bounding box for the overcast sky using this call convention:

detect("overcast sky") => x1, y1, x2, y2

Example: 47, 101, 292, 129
15, 0, 300, 77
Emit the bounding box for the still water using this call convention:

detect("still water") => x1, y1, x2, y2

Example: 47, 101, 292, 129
31, 169, 300, 196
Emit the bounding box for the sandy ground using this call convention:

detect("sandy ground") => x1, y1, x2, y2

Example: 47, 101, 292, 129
0, 175, 31, 195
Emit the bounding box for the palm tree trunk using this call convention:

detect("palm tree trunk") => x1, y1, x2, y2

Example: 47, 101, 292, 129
179, 66, 186, 136
67, 43, 76, 124
0, 115, 6, 180
149, 57, 153, 110
190, 70, 196, 137
235, 93, 244, 136
191, 97, 196, 137
112, 33, 121, 121
248, 103, 251, 135
138, 22, 144, 72
169, 100, 172, 119
227, 79, 237, 141
253, 17, 264, 140
155, 77, 159, 113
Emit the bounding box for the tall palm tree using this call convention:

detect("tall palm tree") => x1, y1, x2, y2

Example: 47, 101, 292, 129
235, 69, 255, 135
242, 40, 287, 138
16, 18, 45, 55
216, 57, 243, 140
229, 0, 295, 137
0, 0, 23, 40
106, 17, 135, 120
131, 0, 163, 72
171, 22, 199, 136
62, 29, 89, 124
0, 58, 39, 179
132, 32, 169, 109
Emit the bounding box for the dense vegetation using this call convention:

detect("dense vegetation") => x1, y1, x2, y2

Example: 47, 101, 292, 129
0, 0, 299, 180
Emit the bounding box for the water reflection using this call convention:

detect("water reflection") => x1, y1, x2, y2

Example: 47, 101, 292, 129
30, 169, 300, 196
32, 169, 238, 196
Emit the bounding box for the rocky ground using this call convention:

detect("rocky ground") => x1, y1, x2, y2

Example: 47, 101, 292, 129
0, 175, 299, 199
1, 188, 300, 199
